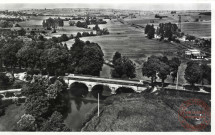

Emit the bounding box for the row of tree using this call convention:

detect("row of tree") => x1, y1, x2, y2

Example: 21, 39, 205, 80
156, 22, 179, 41
142, 55, 211, 88
0, 37, 104, 76
42, 17, 64, 30
145, 22, 179, 41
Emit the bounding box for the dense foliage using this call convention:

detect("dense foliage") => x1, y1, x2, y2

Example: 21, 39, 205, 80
145, 24, 155, 39
111, 52, 136, 79
17, 76, 70, 131
184, 61, 210, 86
0, 37, 104, 76
142, 56, 181, 87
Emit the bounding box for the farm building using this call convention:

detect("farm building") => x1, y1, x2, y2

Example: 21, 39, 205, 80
185, 49, 205, 59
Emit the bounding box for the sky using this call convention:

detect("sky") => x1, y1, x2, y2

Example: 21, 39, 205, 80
0, 3, 211, 11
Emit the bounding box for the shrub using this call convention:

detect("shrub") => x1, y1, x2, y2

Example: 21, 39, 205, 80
0, 73, 10, 85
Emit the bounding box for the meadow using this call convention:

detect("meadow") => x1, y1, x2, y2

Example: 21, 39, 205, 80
124, 13, 211, 38
80, 19, 178, 60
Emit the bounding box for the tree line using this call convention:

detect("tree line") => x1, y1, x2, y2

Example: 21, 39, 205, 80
111, 52, 211, 88
0, 37, 104, 77
145, 22, 180, 42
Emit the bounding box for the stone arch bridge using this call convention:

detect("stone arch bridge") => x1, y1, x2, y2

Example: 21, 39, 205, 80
64, 74, 148, 94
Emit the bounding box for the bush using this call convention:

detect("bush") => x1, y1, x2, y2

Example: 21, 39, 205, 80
0, 73, 10, 85
26, 69, 40, 75
12, 80, 26, 89
5, 92, 15, 97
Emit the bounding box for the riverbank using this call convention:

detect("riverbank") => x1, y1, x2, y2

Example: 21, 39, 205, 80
81, 92, 211, 131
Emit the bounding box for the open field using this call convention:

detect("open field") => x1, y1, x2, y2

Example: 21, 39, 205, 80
124, 13, 211, 38
79, 19, 178, 59
182, 22, 211, 38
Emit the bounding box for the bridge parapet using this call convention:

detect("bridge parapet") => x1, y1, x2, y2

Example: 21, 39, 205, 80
64, 76, 148, 94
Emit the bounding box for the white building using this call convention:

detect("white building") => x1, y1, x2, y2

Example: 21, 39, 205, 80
185, 49, 205, 59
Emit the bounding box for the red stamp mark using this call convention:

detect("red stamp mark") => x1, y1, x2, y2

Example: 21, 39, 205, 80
178, 98, 211, 131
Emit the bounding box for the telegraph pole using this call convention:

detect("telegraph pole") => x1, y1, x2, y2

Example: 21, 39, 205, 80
176, 71, 179, 90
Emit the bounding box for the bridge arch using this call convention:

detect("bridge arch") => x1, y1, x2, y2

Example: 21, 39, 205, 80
91, 84, 112, 98
69, 82, 89, 97
115, 87, 135, 94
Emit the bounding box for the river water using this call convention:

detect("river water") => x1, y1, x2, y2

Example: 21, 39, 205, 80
63, 94, 99, 131
63, 83, 134, 131
63, 83, 112, 131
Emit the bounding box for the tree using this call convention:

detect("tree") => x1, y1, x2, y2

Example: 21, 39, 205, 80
16, 114, 37, 131
0, 39, 23, 70
145, 24, 150, 34
76, 32, 82, 38
112, 51, 121, 65
0, 73, 10, 86
60, 34, 69, 42
102, 28, 109, 35
69, 20, 75, 26
82, 32, 90, 37
19, 76, 70, 131
142, 56, 161, 85
111, 56, 136, 79
75, 43, 104, 76
186, 35, 196, 41
68, 39, 104, 76
200, 63, 211, 85
93, 24, 100, 31
68, 38, 85, 73
147, 25, 155, 39
169, 57, 181, 83
43, 47, 69, 76
158, 62, 170, 88
41, 111, 70, 131
46, 80, 63, 99
70, 34, 74, 39
16, 44, 39, 69
184, 61, 201, 86
0, 21, 13, 28
25, 96, 50, 119
52, 37, 59, 43
38, 35, 45, 41
17, 28, 26, 36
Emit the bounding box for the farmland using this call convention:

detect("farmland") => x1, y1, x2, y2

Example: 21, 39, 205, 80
79, 19, 178, 59
0, 5, 211, 132
123, 12, 211, 38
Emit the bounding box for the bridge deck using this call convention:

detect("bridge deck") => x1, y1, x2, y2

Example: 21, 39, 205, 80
64, 75, 146, 87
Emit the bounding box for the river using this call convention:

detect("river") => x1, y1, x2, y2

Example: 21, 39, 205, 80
63, 83, 112, 131
63, 94, 99, 131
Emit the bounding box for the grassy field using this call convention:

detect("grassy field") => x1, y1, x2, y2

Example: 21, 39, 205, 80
82, 92, 211, 131
182, 22, 211, 38
124, 13, 211, 38
80, 19, 178, 60
0, 104, 25, 131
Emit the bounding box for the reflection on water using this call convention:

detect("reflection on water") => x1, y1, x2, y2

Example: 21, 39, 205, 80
64, 84, 111, 131
63, 84, 134, 131
64, 94, 99, 131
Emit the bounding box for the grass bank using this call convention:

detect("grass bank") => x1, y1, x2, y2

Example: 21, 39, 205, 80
81, 91, 210, 131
